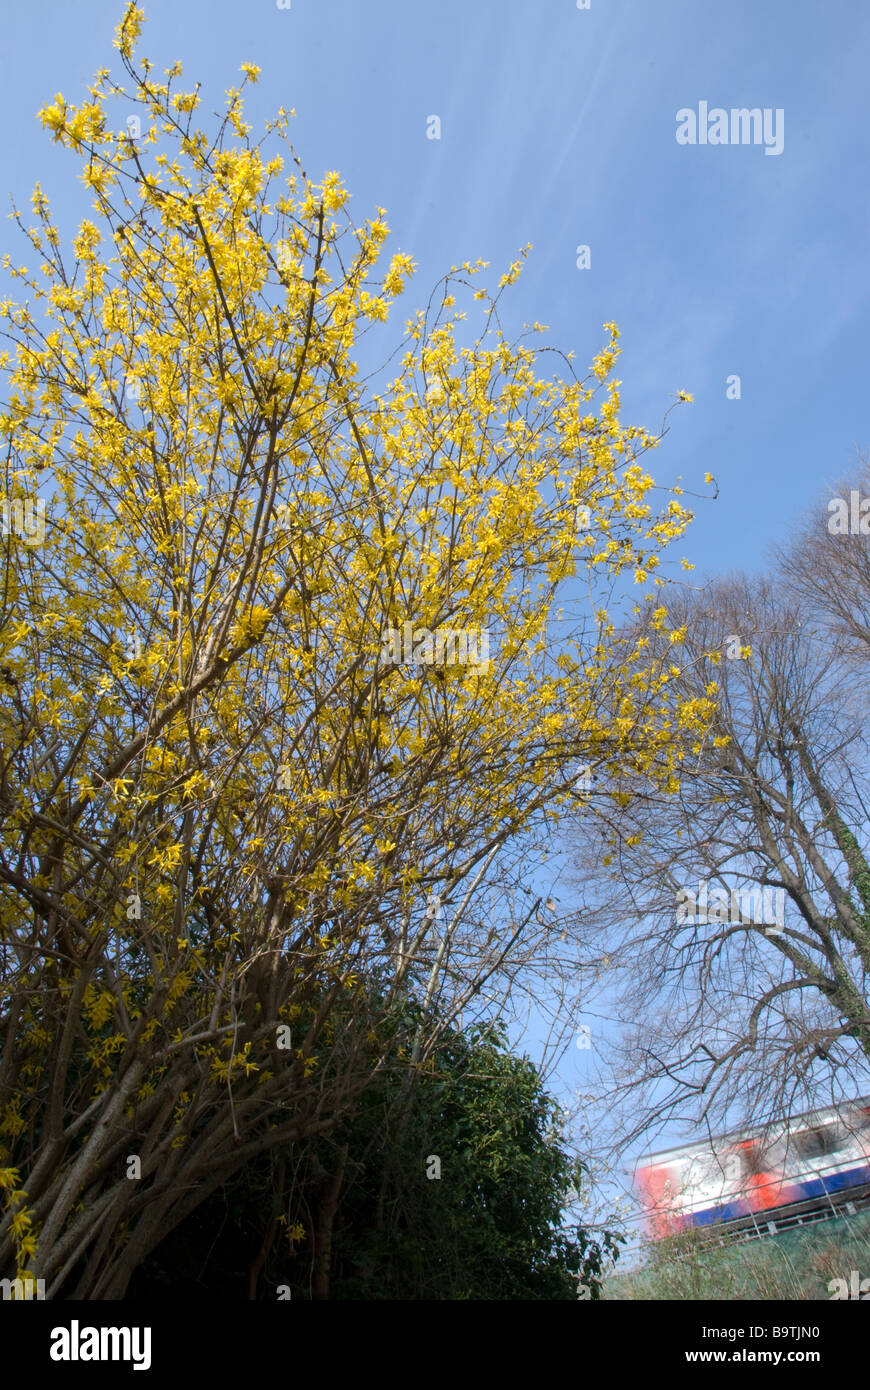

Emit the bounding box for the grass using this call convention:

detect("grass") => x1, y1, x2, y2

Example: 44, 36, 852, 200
604, 1207, 870, 1300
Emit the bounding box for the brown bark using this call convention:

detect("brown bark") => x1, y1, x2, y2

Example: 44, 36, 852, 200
312, 1144, 347, 1301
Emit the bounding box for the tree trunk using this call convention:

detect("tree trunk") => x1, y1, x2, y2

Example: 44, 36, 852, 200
312, 1144, 347, 1300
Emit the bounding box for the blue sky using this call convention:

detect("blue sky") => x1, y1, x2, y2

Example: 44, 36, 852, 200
3, 0, 868, 1227
3, 0, 868, 588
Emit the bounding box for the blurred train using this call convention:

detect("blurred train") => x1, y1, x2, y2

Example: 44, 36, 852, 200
635, 1097, 870, 1237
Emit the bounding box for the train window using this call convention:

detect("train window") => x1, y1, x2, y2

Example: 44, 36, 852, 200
741, 1144, 768, 1175
794, 1126, 843, 1159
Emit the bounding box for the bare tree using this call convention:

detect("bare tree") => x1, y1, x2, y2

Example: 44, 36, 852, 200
568, 572, 870, 1159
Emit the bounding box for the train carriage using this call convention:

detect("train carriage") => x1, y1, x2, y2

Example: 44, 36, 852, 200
635, 1098, 870, 1237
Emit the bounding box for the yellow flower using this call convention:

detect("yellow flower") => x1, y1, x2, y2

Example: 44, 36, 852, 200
114, 3, 145, 59
38, 96, 67, 141
10, 1207, 33, 1240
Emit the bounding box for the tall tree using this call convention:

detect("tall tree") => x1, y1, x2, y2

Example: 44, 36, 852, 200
570, 570, 870, 1156
0, 4, 702, 1297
